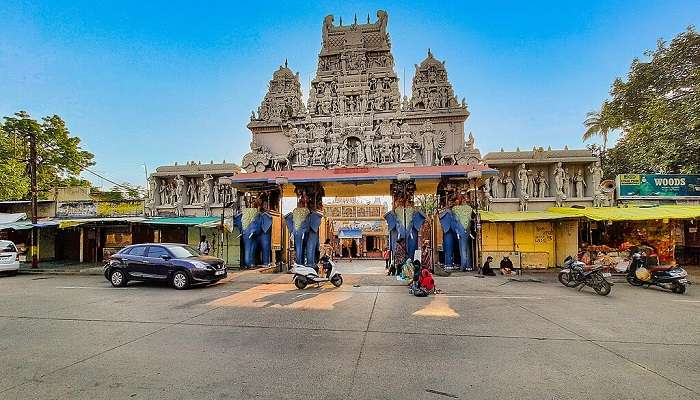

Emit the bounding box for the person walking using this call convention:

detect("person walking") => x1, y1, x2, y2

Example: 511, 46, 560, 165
382, 247, 391, 271
198, 235, 210, 255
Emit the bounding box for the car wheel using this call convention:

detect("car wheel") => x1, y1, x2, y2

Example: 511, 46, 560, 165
172, 271, 190, 290
110, 269, 128, 287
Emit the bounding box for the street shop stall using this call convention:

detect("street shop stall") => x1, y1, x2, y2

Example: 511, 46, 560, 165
548, 205, 700, 270
478, 211, 579, 269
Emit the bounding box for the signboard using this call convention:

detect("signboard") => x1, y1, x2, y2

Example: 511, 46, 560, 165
57, 201, 144, 218
617, 174, 700, 199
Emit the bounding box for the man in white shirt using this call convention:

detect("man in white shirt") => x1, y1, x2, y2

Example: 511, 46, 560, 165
198, 235, 210, 255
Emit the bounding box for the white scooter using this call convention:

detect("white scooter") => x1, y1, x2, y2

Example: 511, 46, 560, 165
291, 258, 343, 289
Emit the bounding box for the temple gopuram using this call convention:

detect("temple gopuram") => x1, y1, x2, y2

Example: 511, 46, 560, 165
242, 10, 481, 172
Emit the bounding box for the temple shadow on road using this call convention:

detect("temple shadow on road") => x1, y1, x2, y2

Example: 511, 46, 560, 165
207, 283, 352, 311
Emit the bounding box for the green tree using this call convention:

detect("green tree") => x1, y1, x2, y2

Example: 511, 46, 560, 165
582, 104, 617, 153
0, 111, 95, 199
0, 159, 30, 199
587, 27, 700, 178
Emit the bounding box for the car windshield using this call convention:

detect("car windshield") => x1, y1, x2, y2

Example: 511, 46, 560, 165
0, 242, 17, 253
167, 245, 201, 258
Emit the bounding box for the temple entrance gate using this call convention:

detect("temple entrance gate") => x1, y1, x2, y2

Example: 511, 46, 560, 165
225, 11, 496, 272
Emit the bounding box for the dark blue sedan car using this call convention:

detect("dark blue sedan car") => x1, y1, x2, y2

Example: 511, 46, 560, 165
104, 243, 227, 289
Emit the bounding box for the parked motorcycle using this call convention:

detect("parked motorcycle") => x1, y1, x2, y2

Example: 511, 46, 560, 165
558, 256, 613, 296
626, 249, 689, 294
291, 258, 343, 289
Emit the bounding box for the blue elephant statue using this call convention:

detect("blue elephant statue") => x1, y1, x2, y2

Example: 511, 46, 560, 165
439, 207, 474, 271
384, 208, 426, 261
233, 210, 273, 268
285, 209, 323, 266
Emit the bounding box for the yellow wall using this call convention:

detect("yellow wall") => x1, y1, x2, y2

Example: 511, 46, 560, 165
483, 221, 558, 268
555, 220, 579, 266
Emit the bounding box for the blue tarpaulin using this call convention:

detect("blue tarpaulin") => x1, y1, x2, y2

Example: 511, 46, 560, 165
338, 228, 362, 239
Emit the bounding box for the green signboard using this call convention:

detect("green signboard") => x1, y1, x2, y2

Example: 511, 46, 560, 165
617, 174, 700, 198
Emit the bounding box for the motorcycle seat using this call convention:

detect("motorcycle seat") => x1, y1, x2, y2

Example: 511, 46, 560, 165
648, 265, 675, 272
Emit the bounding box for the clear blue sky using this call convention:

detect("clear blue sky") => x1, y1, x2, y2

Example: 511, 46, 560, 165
1, 1, 698, 187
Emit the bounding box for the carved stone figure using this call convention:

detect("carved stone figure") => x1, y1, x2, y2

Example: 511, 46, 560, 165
187, 178, 198, 204
502, 170, 515, 198
527, 170, 536, 197
339, 140, 349, 166
147, 176, 157, 206
517, 164, 528, 197
563, 167, 572, 197
574, 169, 587, 198
536, 170, 548, 198
589, 160, 603, 190
553, 162, 565, 195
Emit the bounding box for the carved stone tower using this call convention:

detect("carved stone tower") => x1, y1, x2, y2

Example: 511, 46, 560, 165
242, 10, 481, 172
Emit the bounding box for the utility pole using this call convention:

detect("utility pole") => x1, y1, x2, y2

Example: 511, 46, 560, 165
29, 126, 39, 268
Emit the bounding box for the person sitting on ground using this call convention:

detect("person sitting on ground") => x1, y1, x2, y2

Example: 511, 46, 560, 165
481, 256, 496, 276
410, 260, 422, 288
416, 264, 435, 296
500, 256, 515, 275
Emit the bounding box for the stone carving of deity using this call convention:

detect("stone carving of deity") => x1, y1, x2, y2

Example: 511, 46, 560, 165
312, 140, 325, 165
536, 170, 548, 198
368, 77, 377, 92
574, 169, 587, 198
563, 167, 571, 197
553, 162, 566, 195
188, 178, 198, 204
517, 164, 528, 196
363, 134, 374, 165
329, 138, 340, 166
422, 134, 434, 166
158, 179, 167, 205
148, 176, 157, 204
400, 136, 414, 161
339, 141, 349, 166
213, 180, 220, 204
501, 170, 515, 198
589, 160, 603, 190
483, 175, 492, 198
174, 175, 185, 205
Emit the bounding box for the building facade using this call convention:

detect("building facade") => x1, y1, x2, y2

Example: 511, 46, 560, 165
324, 198, 388, 258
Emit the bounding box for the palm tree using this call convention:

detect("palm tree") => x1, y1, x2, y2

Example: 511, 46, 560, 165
582, 109, 611, 153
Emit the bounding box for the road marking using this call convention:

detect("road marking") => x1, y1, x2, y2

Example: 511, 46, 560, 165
672, 300, 700, 303
56, 286, 116, 289
441, 295, 545, 300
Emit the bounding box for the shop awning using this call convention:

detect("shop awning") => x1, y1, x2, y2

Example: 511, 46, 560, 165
140, 216, 219, 226
58, 217, 145, 229
479, 211, 575, 222
338, 228, 363, 239
0, 220, 59, 231
546, 205, 700, 221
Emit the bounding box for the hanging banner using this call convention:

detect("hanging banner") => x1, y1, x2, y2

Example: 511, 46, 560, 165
617, 174, 700, 199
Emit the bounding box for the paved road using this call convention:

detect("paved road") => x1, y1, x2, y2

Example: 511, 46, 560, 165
0, 269, 698, 399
